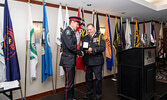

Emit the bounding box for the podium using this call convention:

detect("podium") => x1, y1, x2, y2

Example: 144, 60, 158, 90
118, 47, 156, 100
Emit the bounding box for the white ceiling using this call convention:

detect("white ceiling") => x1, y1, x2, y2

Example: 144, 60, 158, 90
34, 0, 167, 23
1, 0, 167, 22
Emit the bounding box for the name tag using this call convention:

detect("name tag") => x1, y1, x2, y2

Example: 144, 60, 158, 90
83, 42, 89, 49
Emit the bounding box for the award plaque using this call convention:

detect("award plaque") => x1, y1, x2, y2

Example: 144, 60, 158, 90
83, 42, 89, 50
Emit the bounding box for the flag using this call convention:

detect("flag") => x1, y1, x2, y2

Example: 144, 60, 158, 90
113, 17, 121, 65
80, 8, 87, 38
113, 17, 122, 52
0, 42, 6, 82
0, 7, 6, 82
152, 22, 157, 46
63, 5, 69, 30
27, 3, 38, 81
120, 17, 125, 50
56, 4, 63, 46
56, 4, 64, 76
134, 20, 140, 47
76, 8, 85, 71
42, 1, 53, 82
105, 15, 113, 71
125, 18, 132, 49
150, 22, 156, 46
158, 23, 163, 58
92, 10, 96, 29
96, 12, 100, 33
3, 0, 20, 81
153, 23, 157, 44
141, 21, 147, 47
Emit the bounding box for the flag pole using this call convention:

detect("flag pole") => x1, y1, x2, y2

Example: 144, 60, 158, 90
24, 36, 28, 99
54, 44, 59, 93
19, 81, 24, 100
24, 0, 31, 99
54, 3, 62, 94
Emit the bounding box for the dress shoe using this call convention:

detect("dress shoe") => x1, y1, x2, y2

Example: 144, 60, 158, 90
83, 93, 94, 99
96, 97, 102, 100
73, 98, 77, 100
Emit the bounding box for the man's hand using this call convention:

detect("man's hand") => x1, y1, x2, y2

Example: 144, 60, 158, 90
88, 47, 92, 54
81, 51, 84, 57
77, 51, 84, 58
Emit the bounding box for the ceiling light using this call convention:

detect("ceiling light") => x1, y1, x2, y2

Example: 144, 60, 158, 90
121, 12, 126, 14
87, 4, 91, 6
145, 0, 167, 5
145, 0, 159, 4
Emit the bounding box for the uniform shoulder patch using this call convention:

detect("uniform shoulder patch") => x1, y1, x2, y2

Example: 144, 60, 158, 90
65, 29, 71, 35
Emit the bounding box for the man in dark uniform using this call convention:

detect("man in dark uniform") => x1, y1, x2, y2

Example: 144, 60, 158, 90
81, 23, 105, 100
60, 16, 84, 100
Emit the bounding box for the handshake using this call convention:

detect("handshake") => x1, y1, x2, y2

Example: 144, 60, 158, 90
77, 47, 93, 58
77, 51, 84, 58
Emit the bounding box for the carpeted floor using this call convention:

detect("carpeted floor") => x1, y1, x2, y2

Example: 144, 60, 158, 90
156, 65, 167, 83
37, 78, 167, 100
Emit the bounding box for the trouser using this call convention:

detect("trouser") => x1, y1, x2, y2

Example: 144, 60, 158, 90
85, 65, 102, 99
63, 66, 75, 100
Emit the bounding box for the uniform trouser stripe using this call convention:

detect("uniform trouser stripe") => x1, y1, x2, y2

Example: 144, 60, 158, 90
65, 67, 69, 100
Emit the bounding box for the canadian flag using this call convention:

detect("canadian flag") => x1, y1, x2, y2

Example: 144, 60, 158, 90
76, 8, 85, 71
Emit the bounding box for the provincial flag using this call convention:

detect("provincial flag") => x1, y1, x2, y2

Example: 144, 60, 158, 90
113, 17, 121, 65
150, 22, 156, 46
80, 8, 87, 38
41, 1, 53, 82
105, 15, 113, 71
119, 17, 125, 50
56, 4, 63, 46
141, 21, 147, 47
134, 20, 140, 47
158, 23, 163, 58
96, 12, 100, 33
0, 5, 6, 82
92, 10, 96, 29
3, 0, 20, 81
125, 18, 132, 49
63, 5, 69, 30
56, 4, 64, 76
27, 3, 38, 82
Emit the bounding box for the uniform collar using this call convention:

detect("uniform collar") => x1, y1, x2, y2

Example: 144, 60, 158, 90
91, 32, 97, 38
69, 26, 75, 31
